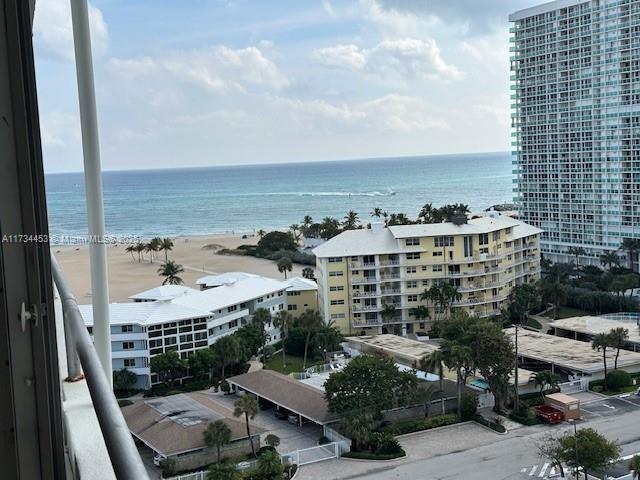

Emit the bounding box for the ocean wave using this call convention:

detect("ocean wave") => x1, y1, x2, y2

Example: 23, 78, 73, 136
298, 191, 395, 197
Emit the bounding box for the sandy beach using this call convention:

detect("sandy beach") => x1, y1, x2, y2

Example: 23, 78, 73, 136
53, 234, 305, 304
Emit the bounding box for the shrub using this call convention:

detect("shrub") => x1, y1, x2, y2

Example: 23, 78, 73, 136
592, 385, 604, 393
257, 445, 277, 456
460, 393, 478, 421
264, 434, 280, 448
257, 232, 297, 255
368, 432, 403, 455
381, 414, 458, 436
159, 458, 176, 477
606, 370, 633, 391
318, 435, 331, 445
220, 380, 231, 393
475, 415, 506, 433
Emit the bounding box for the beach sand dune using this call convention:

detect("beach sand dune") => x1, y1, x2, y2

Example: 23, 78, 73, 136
53, 234, 305, 304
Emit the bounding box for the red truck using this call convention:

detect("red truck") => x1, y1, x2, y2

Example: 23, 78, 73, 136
534, 405, 564, 424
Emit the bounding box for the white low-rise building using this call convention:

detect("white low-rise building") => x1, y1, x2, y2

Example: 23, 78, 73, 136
80, 274, 290, 389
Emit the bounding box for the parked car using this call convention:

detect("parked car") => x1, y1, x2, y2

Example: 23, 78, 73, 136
534, 405, 563, 424
274, 410, 288, 420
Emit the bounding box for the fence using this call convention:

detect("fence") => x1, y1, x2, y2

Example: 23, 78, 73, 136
280, 426, 351, 467
166, 459, 257, 480
559, 378, 589, 394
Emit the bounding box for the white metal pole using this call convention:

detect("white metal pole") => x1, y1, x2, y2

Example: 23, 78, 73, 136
70, 0, 112, 386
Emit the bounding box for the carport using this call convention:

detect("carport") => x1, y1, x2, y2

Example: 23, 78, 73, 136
504, 328, 640, 381
227, 370, 340, 427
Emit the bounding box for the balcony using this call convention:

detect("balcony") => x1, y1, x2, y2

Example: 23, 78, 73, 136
380, 273, 402, 281
351, 304, 380, 313
352, 290, 380, 298
351, 277, 378, 285
352, 318, 382, 328
52, 257, 148, 480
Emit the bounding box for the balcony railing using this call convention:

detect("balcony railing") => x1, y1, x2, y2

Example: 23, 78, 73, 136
51, 256, 149, 480
351, 304, 380, 313
351, 277, 378, 284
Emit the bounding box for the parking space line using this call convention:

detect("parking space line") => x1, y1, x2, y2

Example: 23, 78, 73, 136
529, 465, 537, 476
538, 463, 549, 477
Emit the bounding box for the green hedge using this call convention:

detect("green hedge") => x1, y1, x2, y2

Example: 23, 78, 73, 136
508, 411, 540, 426
380, 414, 458, 436
475, 415, 506, 433
342, 450, 406, 461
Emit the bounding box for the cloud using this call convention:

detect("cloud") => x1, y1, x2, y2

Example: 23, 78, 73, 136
40, 112, 81, 148
313, 38, 462, 82
109, 45, 290, 95
322, 0, 336, 17
365, 0, 537, 35
33, 0, 108, 62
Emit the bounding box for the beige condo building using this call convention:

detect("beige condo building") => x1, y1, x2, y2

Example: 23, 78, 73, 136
313, 214, 542, 336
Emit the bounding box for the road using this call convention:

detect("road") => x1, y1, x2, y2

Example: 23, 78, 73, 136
351, 409, 640, 480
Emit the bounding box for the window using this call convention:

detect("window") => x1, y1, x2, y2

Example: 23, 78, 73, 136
123, 359, 136, 368
227, 305, 238, 312
179, 334, 193, 343
329, 286, 344, 291
228, 319, 238, 329
289, 291, 301, 296
257, 296, 264, 303
122, 341, 134, 350
405, 238, 420, 246
432, 251, 443, 257
463, 236, 474, 257
288, 304, 298, 311
406, 252, 421, 260
434, 236, 454, 247
87, 326, 93, 334
328, 257, 343, 263
406, 280, 417, 288
407, 295, 418, 302
432, 265, 443, 272
479, 233, 489, 245
492, 231, 501, 241
330, 299, 345, 305
120, 325, 133, 333
421, 265, 427, 271
278, 290, 284, 296
329, 271, 344, 277
406, 266, 416, 273
331, 313, 345, 319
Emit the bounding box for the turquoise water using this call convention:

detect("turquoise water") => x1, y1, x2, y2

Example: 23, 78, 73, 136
44, 152, 513, 240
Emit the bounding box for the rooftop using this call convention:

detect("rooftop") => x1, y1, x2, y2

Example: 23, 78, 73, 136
550, 315, 640, 346
79, 301, 211, 327
509, 0, 588, 22
504, 328, 640, 374
121, 392, 264, 456
128, 285, 198, 301
345, 334, 438, 366
313, 216, 541, 258
285, 276, 318, 292
227, 370, 339, 425
196, 271, 257, 288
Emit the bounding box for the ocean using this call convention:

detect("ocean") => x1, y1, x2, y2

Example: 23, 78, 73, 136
44, 152, 514, 242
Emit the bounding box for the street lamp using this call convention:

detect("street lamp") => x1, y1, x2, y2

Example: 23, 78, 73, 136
567, 419, 579, 479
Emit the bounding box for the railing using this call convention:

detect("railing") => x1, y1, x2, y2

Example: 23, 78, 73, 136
51, 256, 149, 480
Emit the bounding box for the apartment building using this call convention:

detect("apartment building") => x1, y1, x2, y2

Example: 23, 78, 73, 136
510, 0, 640, 265
80, 274, 290, 389
313, 215, 542, 336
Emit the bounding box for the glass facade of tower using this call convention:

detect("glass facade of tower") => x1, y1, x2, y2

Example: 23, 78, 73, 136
510, 0, 640, 265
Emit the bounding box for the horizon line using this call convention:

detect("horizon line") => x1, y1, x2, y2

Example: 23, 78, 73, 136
44, 150, 510, 175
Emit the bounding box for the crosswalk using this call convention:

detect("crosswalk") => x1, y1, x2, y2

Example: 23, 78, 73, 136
519, 463, 559, 478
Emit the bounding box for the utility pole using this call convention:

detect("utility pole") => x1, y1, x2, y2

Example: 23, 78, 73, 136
514, 322, 520, 412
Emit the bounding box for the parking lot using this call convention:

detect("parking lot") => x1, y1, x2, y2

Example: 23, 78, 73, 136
580, 393, 640, 419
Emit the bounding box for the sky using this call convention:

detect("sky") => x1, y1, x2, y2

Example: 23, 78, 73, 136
33, 0, 540, 173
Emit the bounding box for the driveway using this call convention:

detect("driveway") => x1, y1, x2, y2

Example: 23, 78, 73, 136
581, 395, 640, 420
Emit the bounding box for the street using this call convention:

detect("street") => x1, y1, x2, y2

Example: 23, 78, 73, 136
300, 397, 640, 480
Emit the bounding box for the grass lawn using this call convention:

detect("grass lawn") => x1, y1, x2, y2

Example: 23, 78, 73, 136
556, 307, 592, 319
263, 353, 322, 375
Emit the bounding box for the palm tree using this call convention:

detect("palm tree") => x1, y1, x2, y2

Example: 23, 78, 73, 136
289, 224, 301, 244
371, 207, 383, 219
410, 305, 429, 323
134, 242, 145, 262
441, 341, 474, 419
207, 462, 239, 480
339, 413, 373, 451
233, 394, 259, 457
609, 327, 629, 369
381, 303, 398, 322
298, 309, 322, 369
277, 256, 293, 279
620, 238, 640, 272
343, 210, 359, 230
203, 420, 232, 464
314, 319, 342, 361
421, 350, 446, 414
159, 237, 174, 261
213, 335, 241, 382
302, 267, 315, 281
629, 454, 640, 480
125, 244, 136, 261
538, 278, 567, 319
420, 384, 442, 418
600, 251, 621, 270
256, 229, 266, 239
157, 260, 185, 285
252, 308, 272, 362
533, 370, 560, 401
567, 246, 586, 268
592, 332, 613, 390
273, 311, 292, 369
